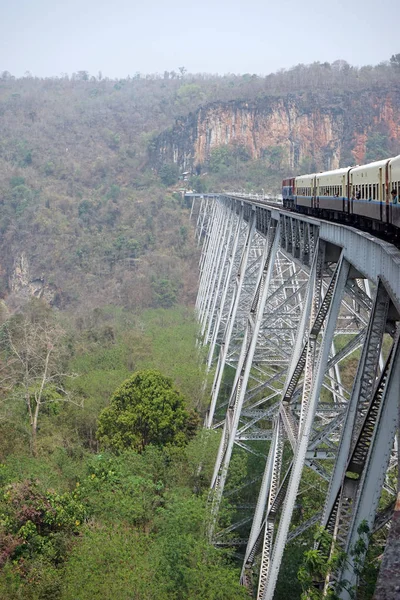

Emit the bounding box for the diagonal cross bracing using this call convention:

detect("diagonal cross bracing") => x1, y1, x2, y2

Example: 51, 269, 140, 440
189, 193, 400, 599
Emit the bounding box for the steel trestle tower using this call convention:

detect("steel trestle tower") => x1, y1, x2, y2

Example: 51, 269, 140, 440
190, 193, 400, 600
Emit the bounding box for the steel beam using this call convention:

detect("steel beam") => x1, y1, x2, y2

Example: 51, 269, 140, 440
190, 194, 400, 600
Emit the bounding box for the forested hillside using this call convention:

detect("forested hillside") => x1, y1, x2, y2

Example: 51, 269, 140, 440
0, 59, 399, 308
0, 58, 399, 598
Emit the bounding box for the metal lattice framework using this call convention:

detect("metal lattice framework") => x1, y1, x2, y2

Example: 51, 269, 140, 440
190, 193, 400, 600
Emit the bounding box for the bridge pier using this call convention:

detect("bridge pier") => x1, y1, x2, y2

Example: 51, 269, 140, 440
189, 193, 400, 599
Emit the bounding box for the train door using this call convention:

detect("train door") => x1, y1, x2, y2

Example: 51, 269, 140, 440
312, 176, 317, 209
388, 162, 392, 225
379, 167, 383, 223
381, 162, 390, 224
342, 173, 348, 213
349, 171, 354, 214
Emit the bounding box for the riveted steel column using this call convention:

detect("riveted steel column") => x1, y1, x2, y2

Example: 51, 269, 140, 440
207, 203, 244, 368
321, 281, 390, 539
195, 195, 206, 242
209, 219, 281, 535
196, 198, 217, 311
206, 206, 257, 427
203, 204, 238, 345
338, 331, 400, 598
263, 253, 350, 599
239, 244, 320, 594
200, 202, 231, 337
197, 195, 212, 248
199, 200, 230, 327
241, 415, 281, 586
197, 201, 222, 317
256, 415, 285, 599
198, 201, 225, 320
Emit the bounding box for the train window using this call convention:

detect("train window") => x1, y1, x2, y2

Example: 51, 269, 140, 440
369, 184, 372, 199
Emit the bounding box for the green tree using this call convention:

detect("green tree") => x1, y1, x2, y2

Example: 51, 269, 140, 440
97, 370, 197, 453
159, 163, 179, 185
152, 278, 178, 308
208, 146, 233, 173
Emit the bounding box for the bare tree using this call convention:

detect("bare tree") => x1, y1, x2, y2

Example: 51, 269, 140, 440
0, 302, 80, 456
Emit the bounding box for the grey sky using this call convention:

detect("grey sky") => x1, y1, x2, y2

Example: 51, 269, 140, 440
1, 0, 399, 78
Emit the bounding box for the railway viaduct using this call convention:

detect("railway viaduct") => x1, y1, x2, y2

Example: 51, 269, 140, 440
188, 192, 400, 599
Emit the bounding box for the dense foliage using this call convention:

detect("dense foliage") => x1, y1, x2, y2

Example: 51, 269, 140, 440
0, 59, 399, 308
97, 369, 198, 452
0, 299, 250, 599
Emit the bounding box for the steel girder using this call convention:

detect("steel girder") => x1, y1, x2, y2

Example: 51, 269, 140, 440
190, 194, 400, 600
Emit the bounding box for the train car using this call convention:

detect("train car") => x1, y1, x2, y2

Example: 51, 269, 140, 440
349, 158, 391, 225
280, 154, 400, 240
315, 167, 352, 216
282, 177, 295, 209
295, 173, 316, 211
389, 155, 400, 229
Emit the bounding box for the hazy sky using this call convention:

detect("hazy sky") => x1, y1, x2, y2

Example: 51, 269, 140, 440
1, 0, 399, 78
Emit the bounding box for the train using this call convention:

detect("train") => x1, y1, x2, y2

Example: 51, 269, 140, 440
282, 155, 400, 238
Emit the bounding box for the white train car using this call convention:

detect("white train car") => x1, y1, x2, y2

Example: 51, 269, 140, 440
349, 158, 391, 223
315, 167, 352, 213
295, 173, 316, 209
389, 155, 400, 228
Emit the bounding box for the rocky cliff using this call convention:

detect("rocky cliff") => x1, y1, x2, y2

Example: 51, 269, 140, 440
151, 87, 400, 173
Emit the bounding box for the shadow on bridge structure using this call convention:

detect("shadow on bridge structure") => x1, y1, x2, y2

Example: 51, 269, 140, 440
188, 192, 400, 600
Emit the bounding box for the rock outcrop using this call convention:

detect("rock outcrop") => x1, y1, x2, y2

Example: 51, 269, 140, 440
151, 87, 400, 172
10, 253, 60, 306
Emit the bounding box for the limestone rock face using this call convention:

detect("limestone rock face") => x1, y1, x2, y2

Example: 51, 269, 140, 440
10, 253, 59, 305
151, 88, 400, 172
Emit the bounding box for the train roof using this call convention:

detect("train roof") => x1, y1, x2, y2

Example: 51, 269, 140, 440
350, 157, 392, 174
295, 173, 317, 179
389, 155, 400, 181
316, 167, 353, 178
